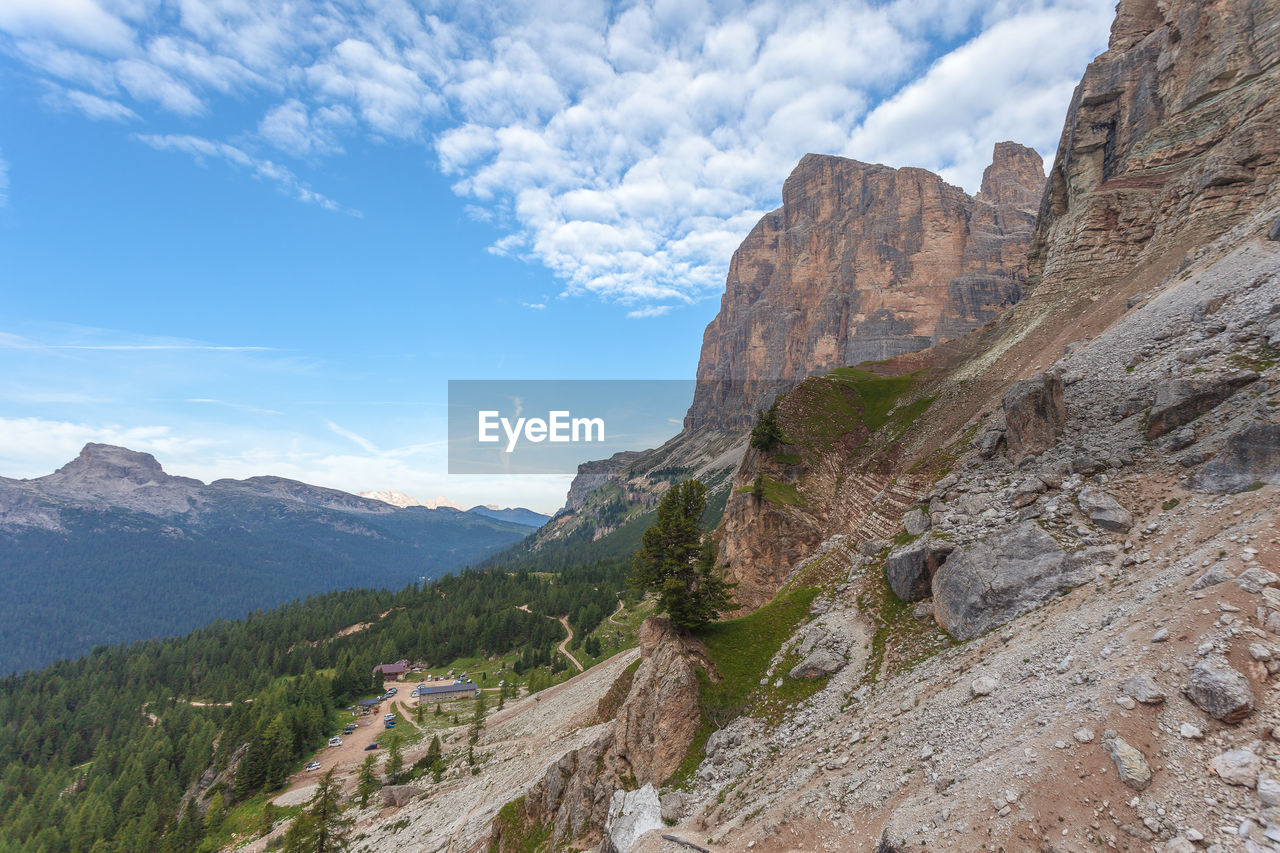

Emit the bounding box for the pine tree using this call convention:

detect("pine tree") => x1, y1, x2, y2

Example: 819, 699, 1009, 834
383, 734, 404, 785
629, 480, 733, 630
282, 768, 352, 853
355, 755, 379, 809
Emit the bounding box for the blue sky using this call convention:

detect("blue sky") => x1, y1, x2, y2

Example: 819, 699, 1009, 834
0, 0, 1114, 512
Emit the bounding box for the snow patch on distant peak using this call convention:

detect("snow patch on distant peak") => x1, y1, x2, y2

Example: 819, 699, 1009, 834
357, 490, 462, 510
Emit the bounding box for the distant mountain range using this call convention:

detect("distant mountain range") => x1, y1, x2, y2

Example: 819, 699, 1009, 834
356, 490, 551, 527
466, 504, 552, 528
0, 444, 535, 674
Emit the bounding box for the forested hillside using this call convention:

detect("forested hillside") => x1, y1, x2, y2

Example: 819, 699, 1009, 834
0, 556, 633, 853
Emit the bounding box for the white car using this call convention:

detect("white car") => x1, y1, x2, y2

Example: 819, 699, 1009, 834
305, 761, 321, 771
327, 736, 342, 747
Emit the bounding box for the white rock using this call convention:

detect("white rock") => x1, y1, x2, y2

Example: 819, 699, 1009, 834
1180, 722, 1205, 739
1073, 728, 1095, 744
970, 676, 998, 697
1259, 776, 1280, 807
1210, 749, 1262, 787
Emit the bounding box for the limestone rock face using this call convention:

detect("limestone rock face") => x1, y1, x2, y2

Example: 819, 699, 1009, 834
601, 784, 663, 853
1146, 371, 1258, 438
614, 618, 703, 785
686, 143, 1044, 431
498, 617, 706, 851
1002, 372, 1067, 461
1190, 421, 1280, 493
932, 522, 1091, 640
885, 535, 955, 602
1028, 0, 1280, 294
380, 785, 424, 808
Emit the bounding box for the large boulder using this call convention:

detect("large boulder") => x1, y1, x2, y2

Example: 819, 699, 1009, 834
932, 522, 1091, 640
787, 607, 871, 679
1146, 371, 1258, 438
1003, 372, 1067, 461
601, 784, 663, 853
380, 785, 424, 807
1185, 657, 1255, 723
885, 535, 955, 602
1189, 422, 1280, 493
1077, 486, 1133, 532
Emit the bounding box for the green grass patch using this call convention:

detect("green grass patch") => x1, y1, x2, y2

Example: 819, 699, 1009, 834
854, 556, 949, 686
202, 790, 302, 850
1230, 345, 1279, 372
666, 583, 820, 788
780, 368, 928, 456
489, 796, 552, 853
760, 476, 805, 506
1162, 498, 1181, 511
594, 658, 641, 724
774, 453, 803, 465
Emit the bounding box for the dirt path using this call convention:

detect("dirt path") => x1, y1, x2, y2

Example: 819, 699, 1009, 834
606, 599, 625, 626
556, 616, 584, 672
274, 684, 399, 805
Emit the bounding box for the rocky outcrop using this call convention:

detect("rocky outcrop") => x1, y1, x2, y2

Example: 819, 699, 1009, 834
1028, 0, 1280, 294
561, 451, 645, 514
491, 618, 707, 851
1002, 372, 1067, 461
601, 785, 664, 853
686, 143, 1044, 431
614, 618, 704, 784
1190, 421, 1280, 492
931, 522, 1092, 640
885, 534, 955, 602
1145, 371, 1259, 438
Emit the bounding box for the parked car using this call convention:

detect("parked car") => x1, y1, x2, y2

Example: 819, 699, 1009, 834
327, 736, 342, 747
364, 742, 380, 751
305, 761, 321, 771
387, 687, 397, 695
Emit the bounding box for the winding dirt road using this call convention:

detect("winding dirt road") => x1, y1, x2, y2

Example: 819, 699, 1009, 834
556, 616, 584, 672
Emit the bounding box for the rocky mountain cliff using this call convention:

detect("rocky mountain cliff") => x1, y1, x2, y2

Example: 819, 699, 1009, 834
684, 142, 1044, 431
519, 144, 1043, 560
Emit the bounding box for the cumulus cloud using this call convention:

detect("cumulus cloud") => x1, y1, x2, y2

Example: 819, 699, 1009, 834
0, 416, 214, 479
2, 0, 1115, 312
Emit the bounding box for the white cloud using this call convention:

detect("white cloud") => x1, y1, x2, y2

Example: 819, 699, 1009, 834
4, 0, 1116, 313
627, 305, 672, 319
0, 417, 214, 479
45, 87, 139, 121
137, 133, 353, 213
0, 0, 134, 54
116, 58, 204, 114
326, 419, 379, 453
